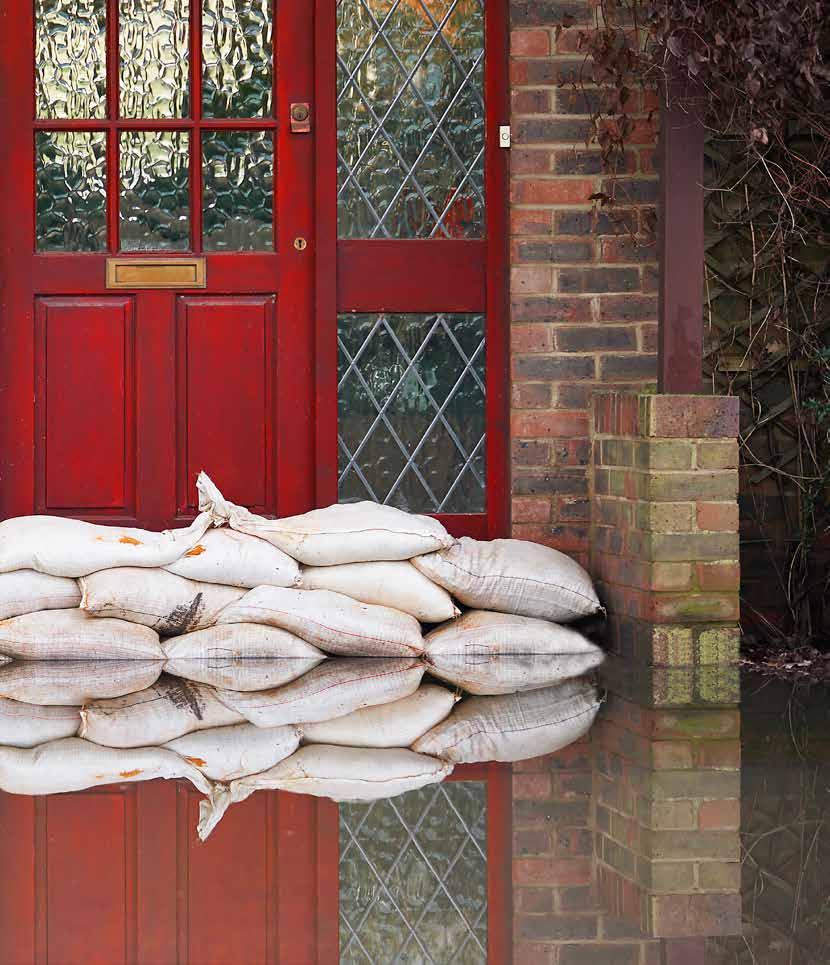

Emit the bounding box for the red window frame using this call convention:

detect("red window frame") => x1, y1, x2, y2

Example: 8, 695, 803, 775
313, 0, 510, 542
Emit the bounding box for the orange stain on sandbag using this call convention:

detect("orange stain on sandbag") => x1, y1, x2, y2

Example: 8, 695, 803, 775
185, 756, 208, 767
119, 536, 142, 546
184, 545, 206, 557
119, 769, 143, 778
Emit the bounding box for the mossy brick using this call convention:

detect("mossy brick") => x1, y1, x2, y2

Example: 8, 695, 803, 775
695, 665, 740, 705
644, 471, 737, 502
695, 627, 740, 664
644, 532, 740, 562
697, 799, 740, 830
644, 395, 740, 439
646, 892, 742, 938
644, 829, 739, 862
636, 501, 695, 533
650, 709, 739, 740
650, 592, 739, 624
649, 771, 740, 802
651, 626, 694, 665
649, 668, 694, 705
638, 860, 695, 892
696, 502, 739, 532
695, 561, 740, 592
635, 440, 693, 470
696, 440, 739, 469
696, 861, 741, 891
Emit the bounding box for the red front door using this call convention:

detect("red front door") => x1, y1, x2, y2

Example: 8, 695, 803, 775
0, 0, 511, 961
0, 2, 336, 962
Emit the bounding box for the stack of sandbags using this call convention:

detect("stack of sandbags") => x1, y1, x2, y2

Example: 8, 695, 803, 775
0, 473, 605, 841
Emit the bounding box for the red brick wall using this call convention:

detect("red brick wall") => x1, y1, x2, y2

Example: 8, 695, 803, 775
509, 1, 659, 568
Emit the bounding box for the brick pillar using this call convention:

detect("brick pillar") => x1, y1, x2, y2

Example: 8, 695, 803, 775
589, 392, 742, 939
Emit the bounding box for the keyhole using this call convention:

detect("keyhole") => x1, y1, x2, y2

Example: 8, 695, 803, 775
294, 237, 308, 251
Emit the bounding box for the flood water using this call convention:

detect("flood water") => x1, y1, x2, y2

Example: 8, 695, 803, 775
1, 656, 828, 964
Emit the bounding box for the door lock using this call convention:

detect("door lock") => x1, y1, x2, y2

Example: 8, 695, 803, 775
290, 102, 311, 133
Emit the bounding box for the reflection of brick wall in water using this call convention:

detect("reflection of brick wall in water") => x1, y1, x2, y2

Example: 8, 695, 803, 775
513, 738, 663, 963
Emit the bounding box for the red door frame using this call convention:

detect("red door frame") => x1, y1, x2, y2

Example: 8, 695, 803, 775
313, 0, 511, 543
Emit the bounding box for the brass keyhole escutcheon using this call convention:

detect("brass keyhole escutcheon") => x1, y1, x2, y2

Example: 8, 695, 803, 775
294, 237, 308, 251
290, 102, 311, 133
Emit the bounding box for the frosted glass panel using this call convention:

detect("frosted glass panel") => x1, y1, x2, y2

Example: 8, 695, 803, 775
120, 0, 190, 118
36, 131, 107, 251
36, 0, 107, 119
338, 313, 486, 513
202, 130, 274, 250
337, 0, 485, 239
202, 0, 273, 118
340, 782, 487, 964
119, 131, 190, 250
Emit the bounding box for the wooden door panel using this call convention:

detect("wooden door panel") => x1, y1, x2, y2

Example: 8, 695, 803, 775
36, 297, 136, 516
44, 792, 134, 965
176, 296, 277, 516
181, 791, 275, 965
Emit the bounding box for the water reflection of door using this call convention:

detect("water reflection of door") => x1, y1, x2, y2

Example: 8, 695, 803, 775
0, 0, 509, 959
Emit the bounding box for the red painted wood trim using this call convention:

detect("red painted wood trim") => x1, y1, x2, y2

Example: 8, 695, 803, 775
316, 799, 342, 964
275, 0, 316, 517
448, 762, 514, 963
0, 0, 35, 520
658, 79, 705, 394
483, 0, 511, 540
336, 241, 487, 313
314, 0, 340, 508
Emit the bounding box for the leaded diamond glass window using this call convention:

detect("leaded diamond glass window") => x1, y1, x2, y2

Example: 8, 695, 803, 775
338, 312, 486, 514
339, 782, 487, 964
336, 0, 485, 239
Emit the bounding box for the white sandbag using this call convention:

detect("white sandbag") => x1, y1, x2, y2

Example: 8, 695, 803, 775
80, 676, 245, 748
198, 745, 452, 839
165, 657, 324, 692
423, 610, 605, 694
412, 537, 601, 622
0, 570, 81, 620
198, 472, 453, 565
412, 678, 601, 763
164, 723, 301, 781
0, 512, 213, 578
301, 685, 459, 748
162, 623, 325, 691
0, 738, 212, 796
299, 561, 459, 623
0, 660, 164, 706
218, 586, 424, 657
215, 658, 425, 728
164, 528, 301, 589
0, 696, 81, 747
0, 609, 163, 660
80, 568, 244, 634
